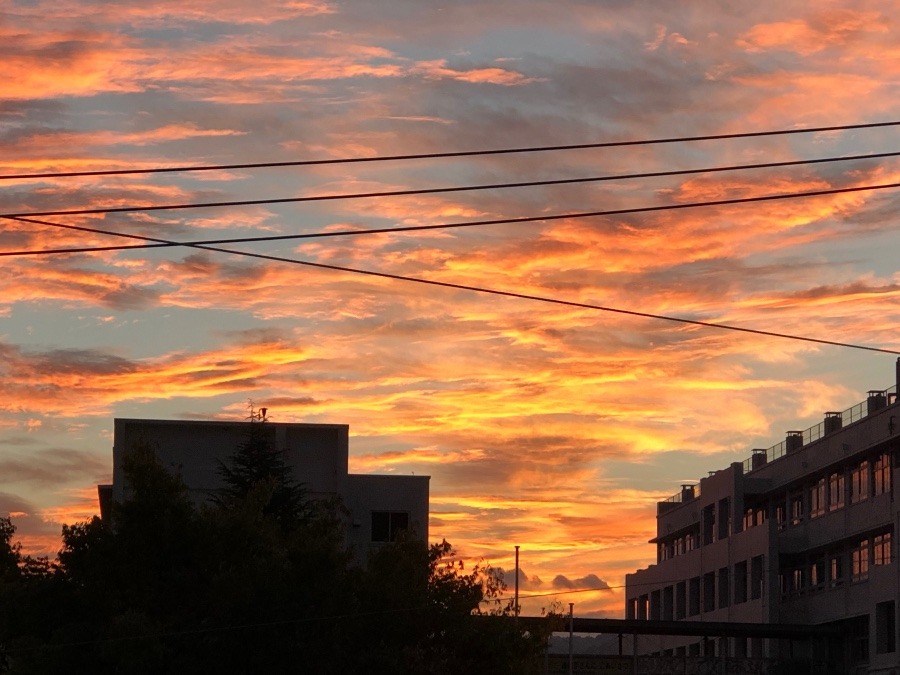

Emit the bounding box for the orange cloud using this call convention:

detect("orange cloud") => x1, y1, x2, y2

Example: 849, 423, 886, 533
738, 11, 888, 56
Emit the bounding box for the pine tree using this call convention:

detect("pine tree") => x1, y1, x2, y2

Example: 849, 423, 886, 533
214, 420, 310, 526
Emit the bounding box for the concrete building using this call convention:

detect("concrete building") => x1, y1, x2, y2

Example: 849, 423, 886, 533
625, 361, 900, 672
98, 418, 429, 563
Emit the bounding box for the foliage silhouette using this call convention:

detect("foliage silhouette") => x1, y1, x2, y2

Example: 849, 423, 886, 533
0, 444, 555, 673
213, 421, 311, 527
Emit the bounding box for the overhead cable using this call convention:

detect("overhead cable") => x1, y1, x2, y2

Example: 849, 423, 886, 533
3, 153, 899, 220
1, 120, 897, 181
6, 217, 898, 356
4, 181, 900, 258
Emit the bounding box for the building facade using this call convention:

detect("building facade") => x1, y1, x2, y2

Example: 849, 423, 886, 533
626, 361, 900, 672
98, 418, 429, 564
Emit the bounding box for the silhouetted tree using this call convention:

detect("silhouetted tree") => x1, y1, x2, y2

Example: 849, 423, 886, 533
0, 518, 20, 582
214, 422, 310, 527
342, 538, 557, 674
1, 445, 556, 674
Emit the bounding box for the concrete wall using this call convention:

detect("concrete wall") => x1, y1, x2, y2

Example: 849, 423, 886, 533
345, 474, 430, 563
109, 418, 430, 565
112, 418, 350, 504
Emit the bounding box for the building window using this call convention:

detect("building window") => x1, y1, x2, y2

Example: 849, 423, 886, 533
675, 581, 687, 620
876, 601, 896, 654
850, 615, 870, 663
775, 503, 787, 530
371, 511, 409, 542
874, 532, 892, 566
702, 504, 716, 545
750, 555, 764, 600
659, 541, 674, 562
851, 460, 870, 504
703, 572, 716, 612
852, 540, 870, 581
790, 492, 804, 525
718, 567, 730, 609
734, 561, 748, 604
688, 577, 700, 617
830, 554, 844, 588
810, 558, 825, 590
717, 498, 731, 540
810, 478, 826, 518
874, 453, 891, 496
742, 505, 765, 530
829, 472, 845, 511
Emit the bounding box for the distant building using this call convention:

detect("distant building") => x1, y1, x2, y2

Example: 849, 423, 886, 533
625, 359, 900, 672
97, 418, 429, 563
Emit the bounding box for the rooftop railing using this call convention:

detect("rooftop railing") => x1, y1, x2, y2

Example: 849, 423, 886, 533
662, 384, 897, 504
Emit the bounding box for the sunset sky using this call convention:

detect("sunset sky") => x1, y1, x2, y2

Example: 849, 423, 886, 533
2, 0, 900, 618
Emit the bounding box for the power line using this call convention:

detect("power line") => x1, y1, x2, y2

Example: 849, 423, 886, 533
4, 181, 900, 258
2, 120, 897, 181
4, 153, 899, 220
6, 217, 899, 356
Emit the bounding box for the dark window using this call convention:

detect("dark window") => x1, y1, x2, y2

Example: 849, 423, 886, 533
688, 577, 700, 617
876, 601, 896, 654
734, 561, 748, 604
750, 555, 764, 600
717, 498, 730, 540
718, 567, 730, 609
702, 504, 716, 545
675, 581, 686, 620
371, 511, 409, 542
662, 585, 674, 621
850, 615, 869, 663
703, 572, 715, 612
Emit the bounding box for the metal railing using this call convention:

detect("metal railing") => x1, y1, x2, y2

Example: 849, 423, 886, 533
662, 484, 700, 504
663, 384, 897, 503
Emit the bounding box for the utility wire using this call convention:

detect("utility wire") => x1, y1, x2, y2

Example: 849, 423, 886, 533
3, 152, 899, 220
1, 120, 897, 181
4, 181, 900, 258
6, 219, 898, 357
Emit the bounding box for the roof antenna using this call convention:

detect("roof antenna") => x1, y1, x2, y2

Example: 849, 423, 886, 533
247, 400, 269, 423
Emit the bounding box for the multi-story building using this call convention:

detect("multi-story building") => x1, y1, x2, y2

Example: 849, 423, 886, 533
626, 361, 900, 672
98, 417, 429, 563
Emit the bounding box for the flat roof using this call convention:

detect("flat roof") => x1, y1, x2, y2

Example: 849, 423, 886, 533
115, 417, 348, 430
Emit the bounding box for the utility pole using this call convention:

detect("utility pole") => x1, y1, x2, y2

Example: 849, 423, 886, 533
568, 602, 574, 675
